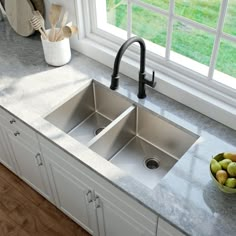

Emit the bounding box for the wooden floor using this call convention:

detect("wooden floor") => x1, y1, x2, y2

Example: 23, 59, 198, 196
0, 164, 91, 236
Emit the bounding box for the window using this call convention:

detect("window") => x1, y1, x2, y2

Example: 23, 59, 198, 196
88, 0, 236, 95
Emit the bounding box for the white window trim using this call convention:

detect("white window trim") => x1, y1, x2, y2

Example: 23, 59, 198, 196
72, 0, 236, 130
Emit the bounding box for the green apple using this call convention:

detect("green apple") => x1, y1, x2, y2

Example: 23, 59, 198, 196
219, 159, 232, 169
227, 162, 236, 177
225, 178, 236, 188
210, 159, 222, 174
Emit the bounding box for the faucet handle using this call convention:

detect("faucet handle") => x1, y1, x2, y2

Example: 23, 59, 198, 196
146, 71, 156, 88
152, 71, 156, 87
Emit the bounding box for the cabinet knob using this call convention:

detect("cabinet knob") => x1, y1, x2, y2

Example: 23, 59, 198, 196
86, 190, 93, 203
95, 196, 101, 208
14, 131, 20, 136
35, 153, 43, 166
10, 119, 16, 124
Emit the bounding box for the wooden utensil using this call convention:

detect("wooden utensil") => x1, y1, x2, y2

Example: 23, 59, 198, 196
55, 10, 68, 41
48, 4, 62, 41
33, 10, 47, 37
5, 0, 35, 36
29, 15, 47, 39
62, 25, 78, 38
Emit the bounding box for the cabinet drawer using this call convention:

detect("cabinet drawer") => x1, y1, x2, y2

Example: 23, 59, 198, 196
0, 107, 16, 125
0, 108, 38, 149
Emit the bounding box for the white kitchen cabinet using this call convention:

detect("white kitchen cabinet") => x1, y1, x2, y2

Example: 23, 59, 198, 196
95, 191, 153, 236
0, 107, 53, 202
41, 144, 99, 235
0, 125, 16, 172
51, 161, 98, 235
0, 110, 18, 173
39, 137, 157, 236
7, 133, 51, 200
157, 218, 186, 236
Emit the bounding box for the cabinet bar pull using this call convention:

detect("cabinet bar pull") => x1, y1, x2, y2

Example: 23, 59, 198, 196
10, 119, 16, 124
14, 131, 20, 136
86, 190, 93, 203
35, 153, 43, 166
95, 196, 101, 208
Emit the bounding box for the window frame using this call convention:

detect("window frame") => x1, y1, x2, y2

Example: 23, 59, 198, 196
75, 0, 236, 130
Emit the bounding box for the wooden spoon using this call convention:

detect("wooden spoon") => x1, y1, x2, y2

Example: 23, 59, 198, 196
62, 25, 78, 38
48, 4, 62, 41
55, 10, 68, 41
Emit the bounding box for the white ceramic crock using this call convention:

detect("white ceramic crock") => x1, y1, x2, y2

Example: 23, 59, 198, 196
41, 29, 71, 66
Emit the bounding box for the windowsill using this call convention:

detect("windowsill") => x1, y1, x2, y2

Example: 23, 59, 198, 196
71, 37, 236, 131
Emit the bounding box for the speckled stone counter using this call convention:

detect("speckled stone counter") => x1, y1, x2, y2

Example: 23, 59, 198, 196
1, 19, 236, 236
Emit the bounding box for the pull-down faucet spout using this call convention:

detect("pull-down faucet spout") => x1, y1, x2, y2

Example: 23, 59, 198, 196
110, 36, 156, 99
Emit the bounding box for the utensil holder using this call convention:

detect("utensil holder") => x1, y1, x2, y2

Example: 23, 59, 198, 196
41, 30, 71, 66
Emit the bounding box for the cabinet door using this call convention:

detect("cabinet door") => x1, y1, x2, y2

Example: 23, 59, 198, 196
7, 134, 50, 199
47, 160, 98, 236
95, 192, 152, 236
0, 126, 16, 172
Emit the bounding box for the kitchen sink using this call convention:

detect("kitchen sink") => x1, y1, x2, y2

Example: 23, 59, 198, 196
45, 81, 199, 189
45, 82, 131, 145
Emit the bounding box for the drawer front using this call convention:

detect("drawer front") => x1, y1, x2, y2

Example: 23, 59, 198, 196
0, 108, 39, 150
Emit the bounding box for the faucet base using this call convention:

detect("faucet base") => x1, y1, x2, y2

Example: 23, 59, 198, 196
137, 93, 146, 99
110, 75, 119, 90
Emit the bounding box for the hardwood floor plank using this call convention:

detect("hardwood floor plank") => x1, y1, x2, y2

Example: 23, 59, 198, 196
0, 177, 11, 193
0, 185, 27, 214
0, 208, 30, 236
8, 203, 57, 235
0, 164, 45, 206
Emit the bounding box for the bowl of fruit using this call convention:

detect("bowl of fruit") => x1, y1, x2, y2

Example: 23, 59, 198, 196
210, 152, 236, 193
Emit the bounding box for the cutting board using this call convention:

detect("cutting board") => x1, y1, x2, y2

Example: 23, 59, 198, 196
5, 0, 35, 37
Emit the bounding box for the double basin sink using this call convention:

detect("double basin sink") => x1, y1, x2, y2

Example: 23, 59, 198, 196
46, 81, 198, 189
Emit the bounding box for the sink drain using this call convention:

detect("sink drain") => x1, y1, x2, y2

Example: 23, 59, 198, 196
145, 158, 160, 170
94, 127, 104, 135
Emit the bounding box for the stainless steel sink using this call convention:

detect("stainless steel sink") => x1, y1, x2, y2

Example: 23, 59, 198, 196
45, 81, 198, 189
90, 106, 198, 189
45, 82, 132, 145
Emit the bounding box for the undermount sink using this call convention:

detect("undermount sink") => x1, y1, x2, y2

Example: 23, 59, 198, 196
45, 82, 131, 145
46, 81, 199, 189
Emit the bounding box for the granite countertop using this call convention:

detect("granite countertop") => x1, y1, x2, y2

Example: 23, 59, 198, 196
1, 19, 236, 236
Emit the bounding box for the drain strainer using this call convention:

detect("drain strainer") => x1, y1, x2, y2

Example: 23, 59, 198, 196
94, 127, 104, 135
145, 158, 160, 170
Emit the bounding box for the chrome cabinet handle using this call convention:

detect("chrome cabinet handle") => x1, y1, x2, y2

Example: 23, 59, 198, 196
95, 195, 101, 208
10, 119, 16, 124
14, 131, 20, 136
86, 190, 93, 203
35, 153, 43, 166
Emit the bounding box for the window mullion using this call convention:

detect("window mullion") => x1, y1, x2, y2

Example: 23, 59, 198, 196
165, 0, 175, 60
127, 0, 132, 39
132, 0, 168, 16
208, 0, 228, 80
221, 32, 236, 44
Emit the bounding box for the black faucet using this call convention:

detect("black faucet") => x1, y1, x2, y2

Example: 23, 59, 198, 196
110, 36, 156, 99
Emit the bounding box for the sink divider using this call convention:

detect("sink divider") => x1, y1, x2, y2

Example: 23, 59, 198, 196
87, 105, 135, 147
88, 105, 136, 160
